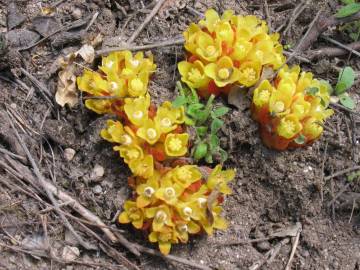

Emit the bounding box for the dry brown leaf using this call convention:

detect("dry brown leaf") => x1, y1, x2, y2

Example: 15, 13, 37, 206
75, 44, 95, 63
55, 63, 78, 107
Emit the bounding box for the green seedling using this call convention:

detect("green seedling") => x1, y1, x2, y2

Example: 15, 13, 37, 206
172, 81, 230, 164
336, 0, 360, 41
333, 66, 356, 109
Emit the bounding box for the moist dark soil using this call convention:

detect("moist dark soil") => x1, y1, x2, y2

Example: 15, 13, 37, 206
0, 0, 360, 269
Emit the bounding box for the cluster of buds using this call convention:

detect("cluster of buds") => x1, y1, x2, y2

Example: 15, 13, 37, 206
77, 51, 156, 114
76, 51, 235, 255
251, 65, 334, 150
178, 9, 285, 97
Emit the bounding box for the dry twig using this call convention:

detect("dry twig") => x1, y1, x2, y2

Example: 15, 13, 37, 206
6, 112, 96, 251
97, 36, 184, 55
127, 0, 167, 44
284, 223, 302, 270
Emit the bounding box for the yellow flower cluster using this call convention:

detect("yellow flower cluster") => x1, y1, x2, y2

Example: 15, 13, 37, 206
252, 65, 334, 150
100, 95, 188, 178
101, 96, 235, 254
178, 9, 285, 96
119, 165, 235, 255
77, 51, 156, 114
77, 50, 236, 255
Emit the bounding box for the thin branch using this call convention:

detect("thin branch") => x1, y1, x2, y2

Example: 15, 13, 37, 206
284, 224, 302, 270
308, 41, 360, 60
6, 112, 96, 251
324, 166, 360, 181
127, 0, 167, 44
97, 36, 184, 55
296, 10, 360, 51
321, 35, 360, 58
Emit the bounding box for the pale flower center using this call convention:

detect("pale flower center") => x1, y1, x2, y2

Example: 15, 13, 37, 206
106, 61, 114, 68
282, 120, 296, 135
168, 138, 182, 152
144, 187, 155, 197
110, 81, 118, 90
183, 207, 192, 217
127, 149, 140, 159
132, 110, 143, 119
241, 68, 256, 81
155, 210, 167, 223
218, 68, 230, 80
130, 59, 140, 67
122, 135, 132, 145
259, 90, 270, 104
177, 167, 192, 182
273, 101, 285, 113
146, 128, 157, 140
177, 224, 188, 233
197, 198, 207, 208
130, 78, 144, 93
164, 187, 176, 199
161, 118, 172, 127
188, 68, 202, 82
206, 45, 216, 56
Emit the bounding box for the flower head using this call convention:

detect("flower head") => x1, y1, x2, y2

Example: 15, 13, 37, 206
118, 200, 144, 229
129, 154, 154, 178
164, 133, 189, 157
136, 119, 161, 145
205, 56, 241, 87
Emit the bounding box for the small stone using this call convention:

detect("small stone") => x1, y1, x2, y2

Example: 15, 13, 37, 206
64, 148, 76, 161
62, 246, 80, 262
90, 164, 104, 181
92, 185, 102, 195
71, 8, 82, 20
10, 103, 16, 109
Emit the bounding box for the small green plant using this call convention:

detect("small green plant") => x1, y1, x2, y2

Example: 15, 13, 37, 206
337, 0, 360, 41
332, 66, 356, 109
172, 82, 230, 163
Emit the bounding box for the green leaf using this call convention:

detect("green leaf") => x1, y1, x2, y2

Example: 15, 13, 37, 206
218, 148, 228, 163
196, 126, 208, 137
205, 152, 213, 163
294, 134, 306, 145
305, 87, 319, 96
339, 93, 356, 109
340, 0, 355, 4
184, 116, 195, 126
347, 170, 360, 182
335, 66, 355, 95
209, 134, 220, 151
188, 103, 205, 111
172, 96, 187, 108
211, 118, 224, 134
193, 143, 208, 160
335, 3, 360, 18
212, 106, 230, 118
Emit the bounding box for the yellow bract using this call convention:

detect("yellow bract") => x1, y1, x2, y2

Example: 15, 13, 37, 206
118, 200, 144, 229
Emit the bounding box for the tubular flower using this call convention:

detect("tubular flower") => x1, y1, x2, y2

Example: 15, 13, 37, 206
145, 205, 174, 232
205, 56, 241, 87
181, 8, 285, 95
118, 200, 144, 229
77, 50, 156, 115
154, 103, 179, 133
148, 229, 178, 255
171, 165, 202, 188
136, 172, 160, 208
114, 144, 144, 163
178, 60, 210, 89
129, 154, 154, 178
124, 94, 150, 126
207, 165, 235, 194
155, 178, 184, 205
164, 133, 189, 157
136, 119, 161, 145
251, 65, 334, 150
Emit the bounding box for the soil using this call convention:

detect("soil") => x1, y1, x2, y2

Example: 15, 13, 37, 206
0, 0, 360, 269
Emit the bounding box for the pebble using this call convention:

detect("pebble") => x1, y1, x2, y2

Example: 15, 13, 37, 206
62, 246, 80, 262
92, 185, 102, 195
64, 148, 76, 161
90, 164, 105, 181
71, 8, 82, 20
